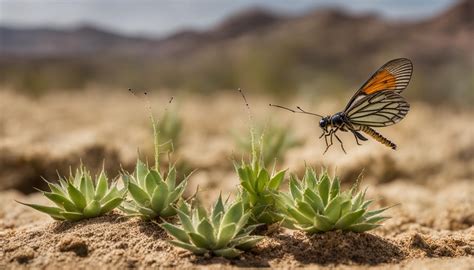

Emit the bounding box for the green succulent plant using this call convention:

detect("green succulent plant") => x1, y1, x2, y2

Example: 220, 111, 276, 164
18, 166, 125, 221
120, 160, 189, 219
278, 168, 391, 233
161, 196, 264, 258
120, 100, 190, 220
235, 158, 286, 225
235, 124, 288, 225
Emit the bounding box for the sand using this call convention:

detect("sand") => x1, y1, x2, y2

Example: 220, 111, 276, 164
1, 198, 472, 268
1, 90, 473, 268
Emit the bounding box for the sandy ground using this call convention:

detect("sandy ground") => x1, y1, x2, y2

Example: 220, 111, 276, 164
0, 90, 473, 268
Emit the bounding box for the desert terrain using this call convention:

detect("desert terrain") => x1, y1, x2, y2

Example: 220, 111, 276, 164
1, 90, 472, 268
1, 0, 473, 268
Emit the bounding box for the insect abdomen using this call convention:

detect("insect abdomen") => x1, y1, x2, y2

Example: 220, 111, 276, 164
360, 126, 397, 150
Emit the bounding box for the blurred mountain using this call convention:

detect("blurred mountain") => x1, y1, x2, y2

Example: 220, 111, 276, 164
0, 0, 472, 104
0, 25, 155, 56
0, 7, 283, 57
423, 0, 473, 31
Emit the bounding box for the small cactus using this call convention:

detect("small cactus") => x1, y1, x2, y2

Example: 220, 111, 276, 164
120, 160, 189, 219
278, 168, 391, 233
161, 196, 263, 258
18, 166, 125, 221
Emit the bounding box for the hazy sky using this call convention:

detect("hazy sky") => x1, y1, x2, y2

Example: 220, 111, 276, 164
0, 0, 457, 37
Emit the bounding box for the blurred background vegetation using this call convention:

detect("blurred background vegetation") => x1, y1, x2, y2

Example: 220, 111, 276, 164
0, 0, 472, 105
233, 120, 303, 167
0, 0, 473, 195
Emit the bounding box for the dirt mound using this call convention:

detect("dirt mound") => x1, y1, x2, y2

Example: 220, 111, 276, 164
1, 189, 472, 269
3, 214, 171, 268
248, 231, 404, 266
2, 213, 472, 269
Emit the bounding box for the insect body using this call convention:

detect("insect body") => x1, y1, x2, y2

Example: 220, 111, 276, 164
270, 58, 413, 153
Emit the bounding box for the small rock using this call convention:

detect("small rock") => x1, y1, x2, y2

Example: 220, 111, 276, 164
114, 242, 128, 249
410, 233, 430, 250
436, 245, 454, 257
127, 257, 139, 267
11, 247, 35, 264
462, 245, 472, 255
58, 235, 89, 257
144, 255, 156, 265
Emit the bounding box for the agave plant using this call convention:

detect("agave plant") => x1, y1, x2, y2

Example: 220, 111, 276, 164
235, 158, 286, 225
235, 127, 288, 224
18, 166, 125, 221
278, 168, 390, 233
161, 196, 264, 258
120, 160, 189, 219
120, 101, 190, 219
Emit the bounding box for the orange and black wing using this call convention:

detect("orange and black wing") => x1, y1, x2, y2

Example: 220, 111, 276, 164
344, 58, 413, 111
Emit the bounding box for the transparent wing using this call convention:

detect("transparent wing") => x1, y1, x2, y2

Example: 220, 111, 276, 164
345, 91, 410, 127
344, 58, 413, 111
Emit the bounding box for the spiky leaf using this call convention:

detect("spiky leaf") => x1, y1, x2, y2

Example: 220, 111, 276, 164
169, 240, 207, 254
83, 200, 101, 218
188, 232, 210, 249
67, 183, 87, 210
136, 159, 148, 186
334, 209, 365, 229
197, 219, 216, 246
166, 167, 177, 189
233, 235, 263, 250
145, 171, 158, 195
60, 211, 84, 221
268, 169, 286, 190
162, 223, 190, 243
213, 248, 242, 258
216, 223, 236, 249
100, 197, 123, 214
318, 172, 330, 205
222, 202, 243, 227
43, 192, 78, 212
128, 182, 150, 207
151, 181, 168, 213
17, 202, 64, 220
95, 171, 108, 200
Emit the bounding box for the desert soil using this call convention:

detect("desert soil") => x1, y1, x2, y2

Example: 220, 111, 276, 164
1, 91, 473, 268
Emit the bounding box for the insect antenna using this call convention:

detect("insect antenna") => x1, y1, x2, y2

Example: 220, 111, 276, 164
269, 103, 324, 118
237, 88, 254, 123
128, 88, 175, 169
236, 88, 262, 164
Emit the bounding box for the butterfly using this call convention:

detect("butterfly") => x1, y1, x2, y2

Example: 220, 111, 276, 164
270, 58, 413, 153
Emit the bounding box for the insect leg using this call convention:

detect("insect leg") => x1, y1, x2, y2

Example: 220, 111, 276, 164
345, 124, 366, 146
323, 130, 334, 154
323, 138, 331, 154
319, 131, 325, 139
321, 129, 330, 146
334, 133, 347, 154
353, 133, 362, 145
347, 128, 363, 146
323, 131, 330, 150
